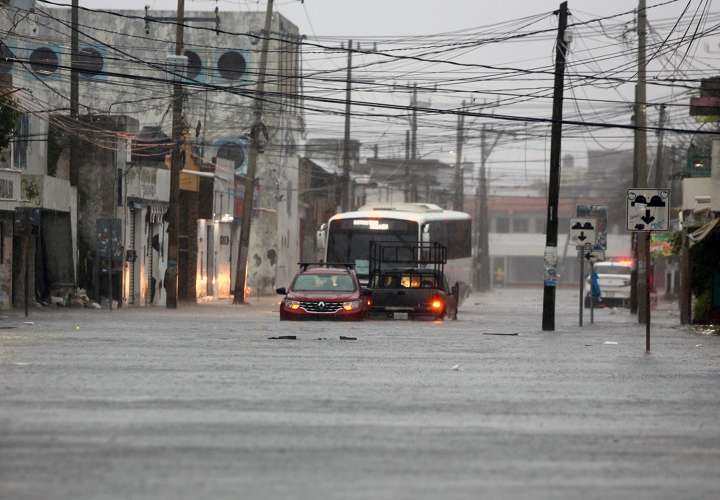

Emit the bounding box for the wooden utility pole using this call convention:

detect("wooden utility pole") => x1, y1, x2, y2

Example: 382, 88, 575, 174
630, 85, 639, 314
411, 84, 418, 161
453, 101, 465, 211
233, 0, 274, 304
69, 0, 79, 187
636, 0, 649, 325
654, 103, 667, 187
404, 129, 410, 202
341, 39, 353, 212
476, 123, 501, 292
166, 0, 185, 308
541, 1, 569, 331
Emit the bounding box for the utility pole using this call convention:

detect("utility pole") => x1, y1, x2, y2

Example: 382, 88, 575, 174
410, 84, 418, 161
654, 103, 667, 187
233, 0, 274, 304
630, 85, 639, 314
636, 0, 649, 325
404, 129, 410, 202
476, 123, 501, 292
69, 0, 79, 187
454, 101, 465, 211
341, 39, 353, 212
409, 84, 418, 202
541, 1, 569, 331
166, 0, 185, 309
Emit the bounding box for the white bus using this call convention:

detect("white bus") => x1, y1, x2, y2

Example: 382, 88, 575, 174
318, 203, 473, 295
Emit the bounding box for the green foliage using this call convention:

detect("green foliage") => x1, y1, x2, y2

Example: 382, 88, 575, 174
0, 93, 20, 150
670, 230, 683, 256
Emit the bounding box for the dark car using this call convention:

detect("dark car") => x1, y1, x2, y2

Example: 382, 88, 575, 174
276, 264, 370, 320
368, 268, 458, 320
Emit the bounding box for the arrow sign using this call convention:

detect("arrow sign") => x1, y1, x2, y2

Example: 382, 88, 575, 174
570, 218, 597, 247
627, 189, 670, 232
641, 209, 655, 224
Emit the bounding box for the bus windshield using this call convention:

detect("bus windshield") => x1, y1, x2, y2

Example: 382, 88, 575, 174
327, 218, 418, 276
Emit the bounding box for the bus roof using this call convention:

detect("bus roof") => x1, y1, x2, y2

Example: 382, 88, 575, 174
329, 204, 471, 224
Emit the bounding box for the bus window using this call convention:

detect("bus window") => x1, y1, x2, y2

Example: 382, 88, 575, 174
447, 220, 471, 259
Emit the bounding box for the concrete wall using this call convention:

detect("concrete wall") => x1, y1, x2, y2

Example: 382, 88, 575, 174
7, 8, 303, 298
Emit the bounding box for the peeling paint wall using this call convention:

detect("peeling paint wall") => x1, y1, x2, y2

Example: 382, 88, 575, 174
7, 8, 303, 299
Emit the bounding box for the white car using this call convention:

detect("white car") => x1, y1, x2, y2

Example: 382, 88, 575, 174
585, 260, 633, 308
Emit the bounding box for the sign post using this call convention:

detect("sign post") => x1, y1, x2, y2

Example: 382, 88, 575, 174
570, 218, 597, 327
626, 189, 670, 352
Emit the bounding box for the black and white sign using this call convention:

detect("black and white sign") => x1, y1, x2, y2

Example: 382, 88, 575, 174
570, 218, 597, 248
626, 189, 670, 231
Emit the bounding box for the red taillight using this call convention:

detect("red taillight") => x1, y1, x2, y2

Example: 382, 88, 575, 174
431, 299, 443, 311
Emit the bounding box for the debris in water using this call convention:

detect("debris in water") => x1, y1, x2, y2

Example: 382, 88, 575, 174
315, 337, 328, 341
23, 321, 34, 325
339, 336, 357, 341
268, 335, 297, 340
603, 341, 618, 345
696, 344, 704, 348
451, 364, 463, 371
482, 332, 519, 336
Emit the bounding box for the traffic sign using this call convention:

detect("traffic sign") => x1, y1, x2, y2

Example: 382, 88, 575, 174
570, 218, 597, 248
577, 205, 608, 250
584, 247, 605, 263
626, 189, 670, 231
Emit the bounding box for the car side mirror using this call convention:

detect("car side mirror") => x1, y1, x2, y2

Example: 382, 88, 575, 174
360, 288, 372, 297
276, 287, 287, 295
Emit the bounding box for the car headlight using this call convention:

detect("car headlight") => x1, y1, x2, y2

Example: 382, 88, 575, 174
285, 300, 300, 310
342, 300, 360, 311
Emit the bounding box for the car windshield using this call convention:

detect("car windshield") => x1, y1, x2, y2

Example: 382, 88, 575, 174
292, 273, 356, 292
595, 266, 631, 275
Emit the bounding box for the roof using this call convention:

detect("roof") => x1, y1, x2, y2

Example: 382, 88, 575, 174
330, 204, 471, 223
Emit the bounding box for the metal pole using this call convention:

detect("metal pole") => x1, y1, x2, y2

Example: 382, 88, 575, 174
541, 1, 569, 331
233, 0, 275, 304
341, 39, 353, 212
166, 0, 185, 308
645, 232, 651, 352
590, 260, 595, 324
578, 247, 584, 327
